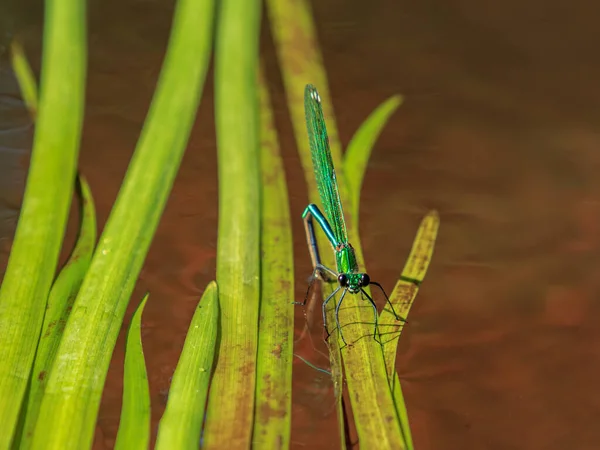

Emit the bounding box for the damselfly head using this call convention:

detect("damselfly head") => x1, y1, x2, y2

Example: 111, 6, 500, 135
338, 272, 370, 293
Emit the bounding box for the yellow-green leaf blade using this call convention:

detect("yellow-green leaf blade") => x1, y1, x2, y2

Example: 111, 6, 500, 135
269, 0, 406, 447
266, 1, 348, 446
393, 372, 414, 450
29, 0, 215, 447
380, 210, 440, 373
0, 0, 87, 442
10, 40, 38, 118
19, 174, 97, 450
155, 282, 218, 449
252, 71, 294, 449
379, 210, 440, 450
266, 0, 344, 204
114, 293, 150, 450
202, 0, 261, 448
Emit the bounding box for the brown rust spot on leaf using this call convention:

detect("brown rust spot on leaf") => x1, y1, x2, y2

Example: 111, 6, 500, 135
271, 344, 282, 359
43, 320, 57, 338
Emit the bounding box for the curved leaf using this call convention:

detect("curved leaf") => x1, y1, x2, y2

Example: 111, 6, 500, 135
29, 0, 216, 446
114, 293, 150, 450
0, 0, 87, 441
19, 175, 97, 450
155, 282, 218, 450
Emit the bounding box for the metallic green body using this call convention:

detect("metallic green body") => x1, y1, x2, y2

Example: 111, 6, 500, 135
304, 85, 348, 245
304, 85, 360, 284
298, 84, 401, 345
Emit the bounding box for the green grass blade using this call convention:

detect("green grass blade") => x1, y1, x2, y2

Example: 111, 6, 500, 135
379, 210, 440, 378
202, 0, 261, 447
343, 95, 403, 226
266, 0, 344, 204
0, 0, 86, 442
18, 175, 97, 450
114, 293, 150, 450
379, 210, 440, 450
252, 71, 294, 449
10, 40, 38, 117
28, 0, 215, 446
265, 2, 348, 447
268, 1, 405, 448
392, 373, 414, 450
155, 282, 218, 450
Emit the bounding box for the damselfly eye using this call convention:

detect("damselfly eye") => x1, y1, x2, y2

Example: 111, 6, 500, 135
360, 273, 370, 287
338, 274, 348, 287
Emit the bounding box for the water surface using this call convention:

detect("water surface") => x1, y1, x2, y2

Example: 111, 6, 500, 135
3, 1, 600, 449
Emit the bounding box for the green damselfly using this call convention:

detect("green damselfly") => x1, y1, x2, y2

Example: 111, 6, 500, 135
294, 84, 403, 346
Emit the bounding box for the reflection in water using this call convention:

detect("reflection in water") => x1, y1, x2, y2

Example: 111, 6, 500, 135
0, 53, 32, 273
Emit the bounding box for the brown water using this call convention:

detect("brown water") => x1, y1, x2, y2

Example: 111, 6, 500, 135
3, 0, 600, 449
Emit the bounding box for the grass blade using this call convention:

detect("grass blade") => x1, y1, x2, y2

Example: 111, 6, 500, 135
10, 40, 38, 117
343, 95, 403, 226
202, 0, 261, 447
29, 0, 215, 446
252, 70, 294, 449
266, 0, 343, 204
379, 210, 440, 377
265, 1, 348, 447
379, 210, 440, 450
0, 0, 86, 441
114, 293, 150, 450
155, 282, 219, 450
18, 175, 97, 450
392, 373, 414, 450
268, 1, 405, 447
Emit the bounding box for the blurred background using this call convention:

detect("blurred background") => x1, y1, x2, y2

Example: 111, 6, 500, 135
2, 0, 600, 448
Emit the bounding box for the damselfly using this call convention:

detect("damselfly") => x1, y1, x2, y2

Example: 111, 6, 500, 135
294, 84, 403, 346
